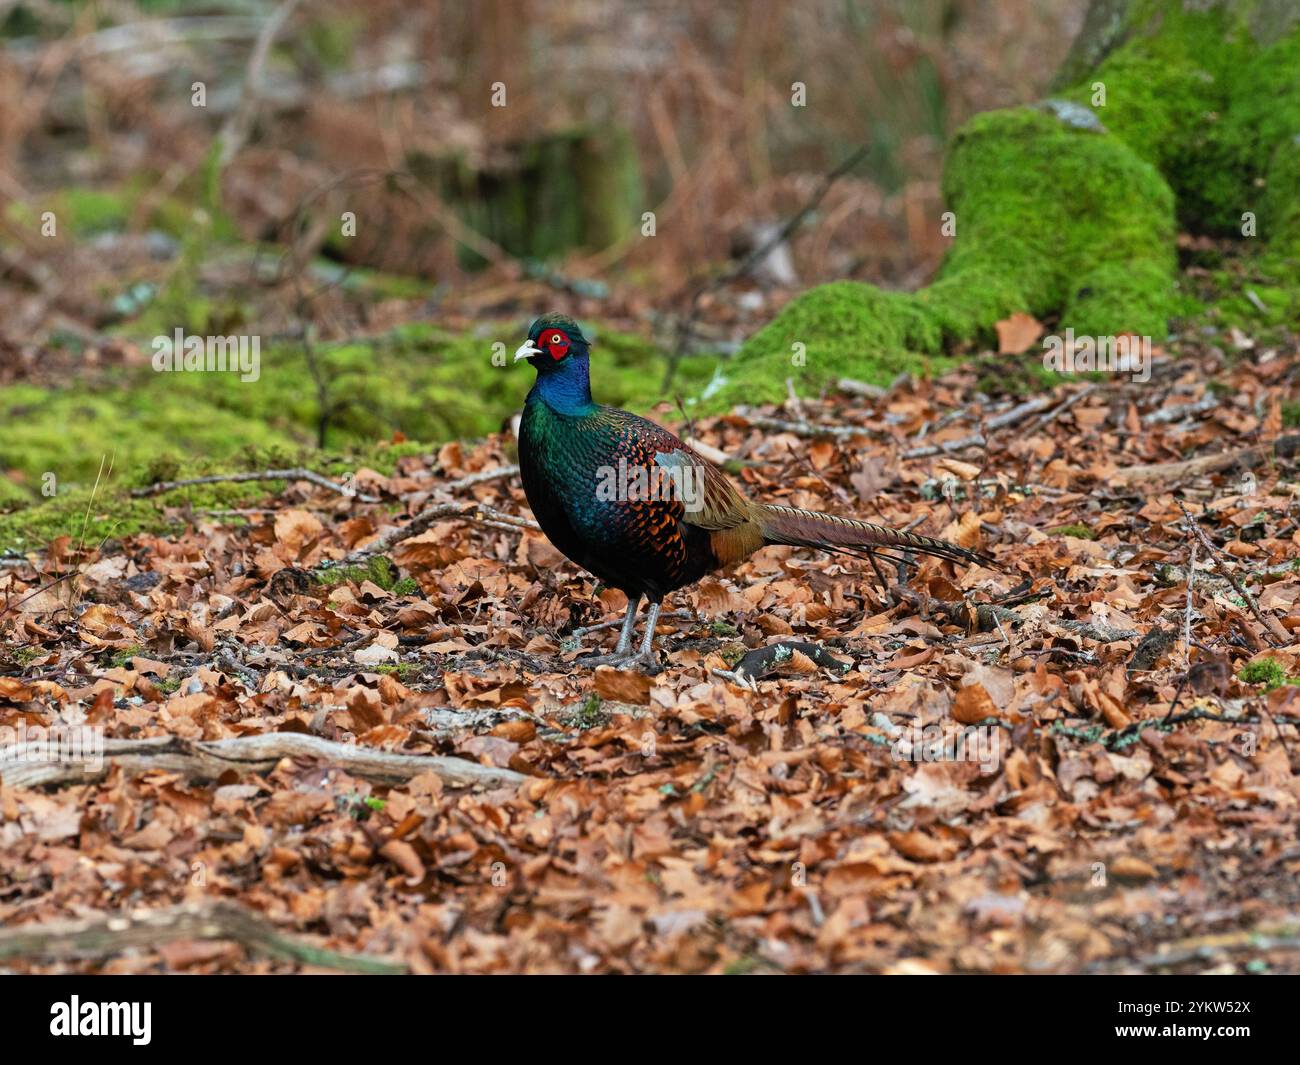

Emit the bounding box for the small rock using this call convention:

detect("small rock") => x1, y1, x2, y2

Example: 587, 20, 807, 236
1037, 98, 1107, 132
354, 643, 399, 666
125, 572, 162, 592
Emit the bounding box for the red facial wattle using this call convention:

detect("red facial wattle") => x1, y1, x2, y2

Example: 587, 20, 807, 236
543, 331, 571, 360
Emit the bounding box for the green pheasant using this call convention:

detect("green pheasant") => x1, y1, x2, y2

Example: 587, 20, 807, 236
516, 313, 987, 669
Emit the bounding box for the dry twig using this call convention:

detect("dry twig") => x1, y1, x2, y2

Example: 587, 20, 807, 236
0, 733, 529, 790
0, 900, 407, 973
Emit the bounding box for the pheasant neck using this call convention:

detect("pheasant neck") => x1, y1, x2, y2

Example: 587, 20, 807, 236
528, 353, 596, 415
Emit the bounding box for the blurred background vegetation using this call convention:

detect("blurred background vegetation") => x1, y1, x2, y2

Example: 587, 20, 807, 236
0, 0, 1092, 546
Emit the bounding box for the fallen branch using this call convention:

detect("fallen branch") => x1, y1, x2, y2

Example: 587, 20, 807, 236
733, 407, 870, 440
437, 464, 521, 493
1026, 384, 1098, 433
0, 733, 529, 790
1142, 392, 1218, 425
1111, 444, 1268, 487
835, 377, 888, 400
327, 503, 538, 571
1178, 501, 1288, 647
1056, 619, 1140, 642
131, 467, 378, 503
0, 900, 407, 973
325, 488, 534, 571
682, 436, 734, 466
902, 395, 1056, 459
216, 651, 261, 690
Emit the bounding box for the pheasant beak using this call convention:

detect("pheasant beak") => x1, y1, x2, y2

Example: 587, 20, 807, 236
514, 339, 542, 362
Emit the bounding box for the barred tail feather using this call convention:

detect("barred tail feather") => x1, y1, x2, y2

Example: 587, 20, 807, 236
759, 505, 989, 567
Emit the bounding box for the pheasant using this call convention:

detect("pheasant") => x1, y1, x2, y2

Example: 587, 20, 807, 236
515, 313, 987, 669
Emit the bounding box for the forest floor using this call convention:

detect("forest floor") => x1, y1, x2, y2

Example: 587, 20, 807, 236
2, 331, 1300, 974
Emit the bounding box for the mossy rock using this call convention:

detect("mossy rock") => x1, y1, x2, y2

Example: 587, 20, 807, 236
699, 282, 945, 409
938, 106, 1175, 337
1057, 0, 1300, 247
714, 106, 1175, 409
717, 0, 1300, 407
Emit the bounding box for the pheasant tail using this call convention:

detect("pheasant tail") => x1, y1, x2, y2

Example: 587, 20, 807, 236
758, 504, 989, 566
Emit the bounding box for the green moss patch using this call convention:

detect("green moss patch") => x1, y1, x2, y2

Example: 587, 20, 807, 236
719, 1, 1300, 408
1049, 523, 1097, 540
699, 282, 944, 409
0, 321, 712, 552
718, 106, 1175, 409
1238, 657, 1300, 692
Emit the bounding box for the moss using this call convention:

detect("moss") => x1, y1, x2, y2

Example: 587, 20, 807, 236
374, 662, 421, 680
0, 476, 267, 552
722, 105, 1175, 406
0, 319, 707, 550
1057, 4, 1239, 232
1238, 657, 1300, 691
722, 1, 1300, 405
1186, 253, 1300, 336
702, 282, 944, 410
0, 437, 433, 552
1049, 523, 1098, 540
564, 693, 609, 731
119, 322, 714, 453
1, 180, 239, 253
3, 187, 131, 238
0, 474, 30, 510
108, 646, 146, 669
938, 107, 1175, 337
1263, 137, 1300, 255
0, 383, 298, 492
316, 556, 406, 591
1212, 26, 1300, 249
1064, 260, 1179, 339
60, 187, 132, 236
1, 646, 45, 669
1057, 1, 1300, 250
